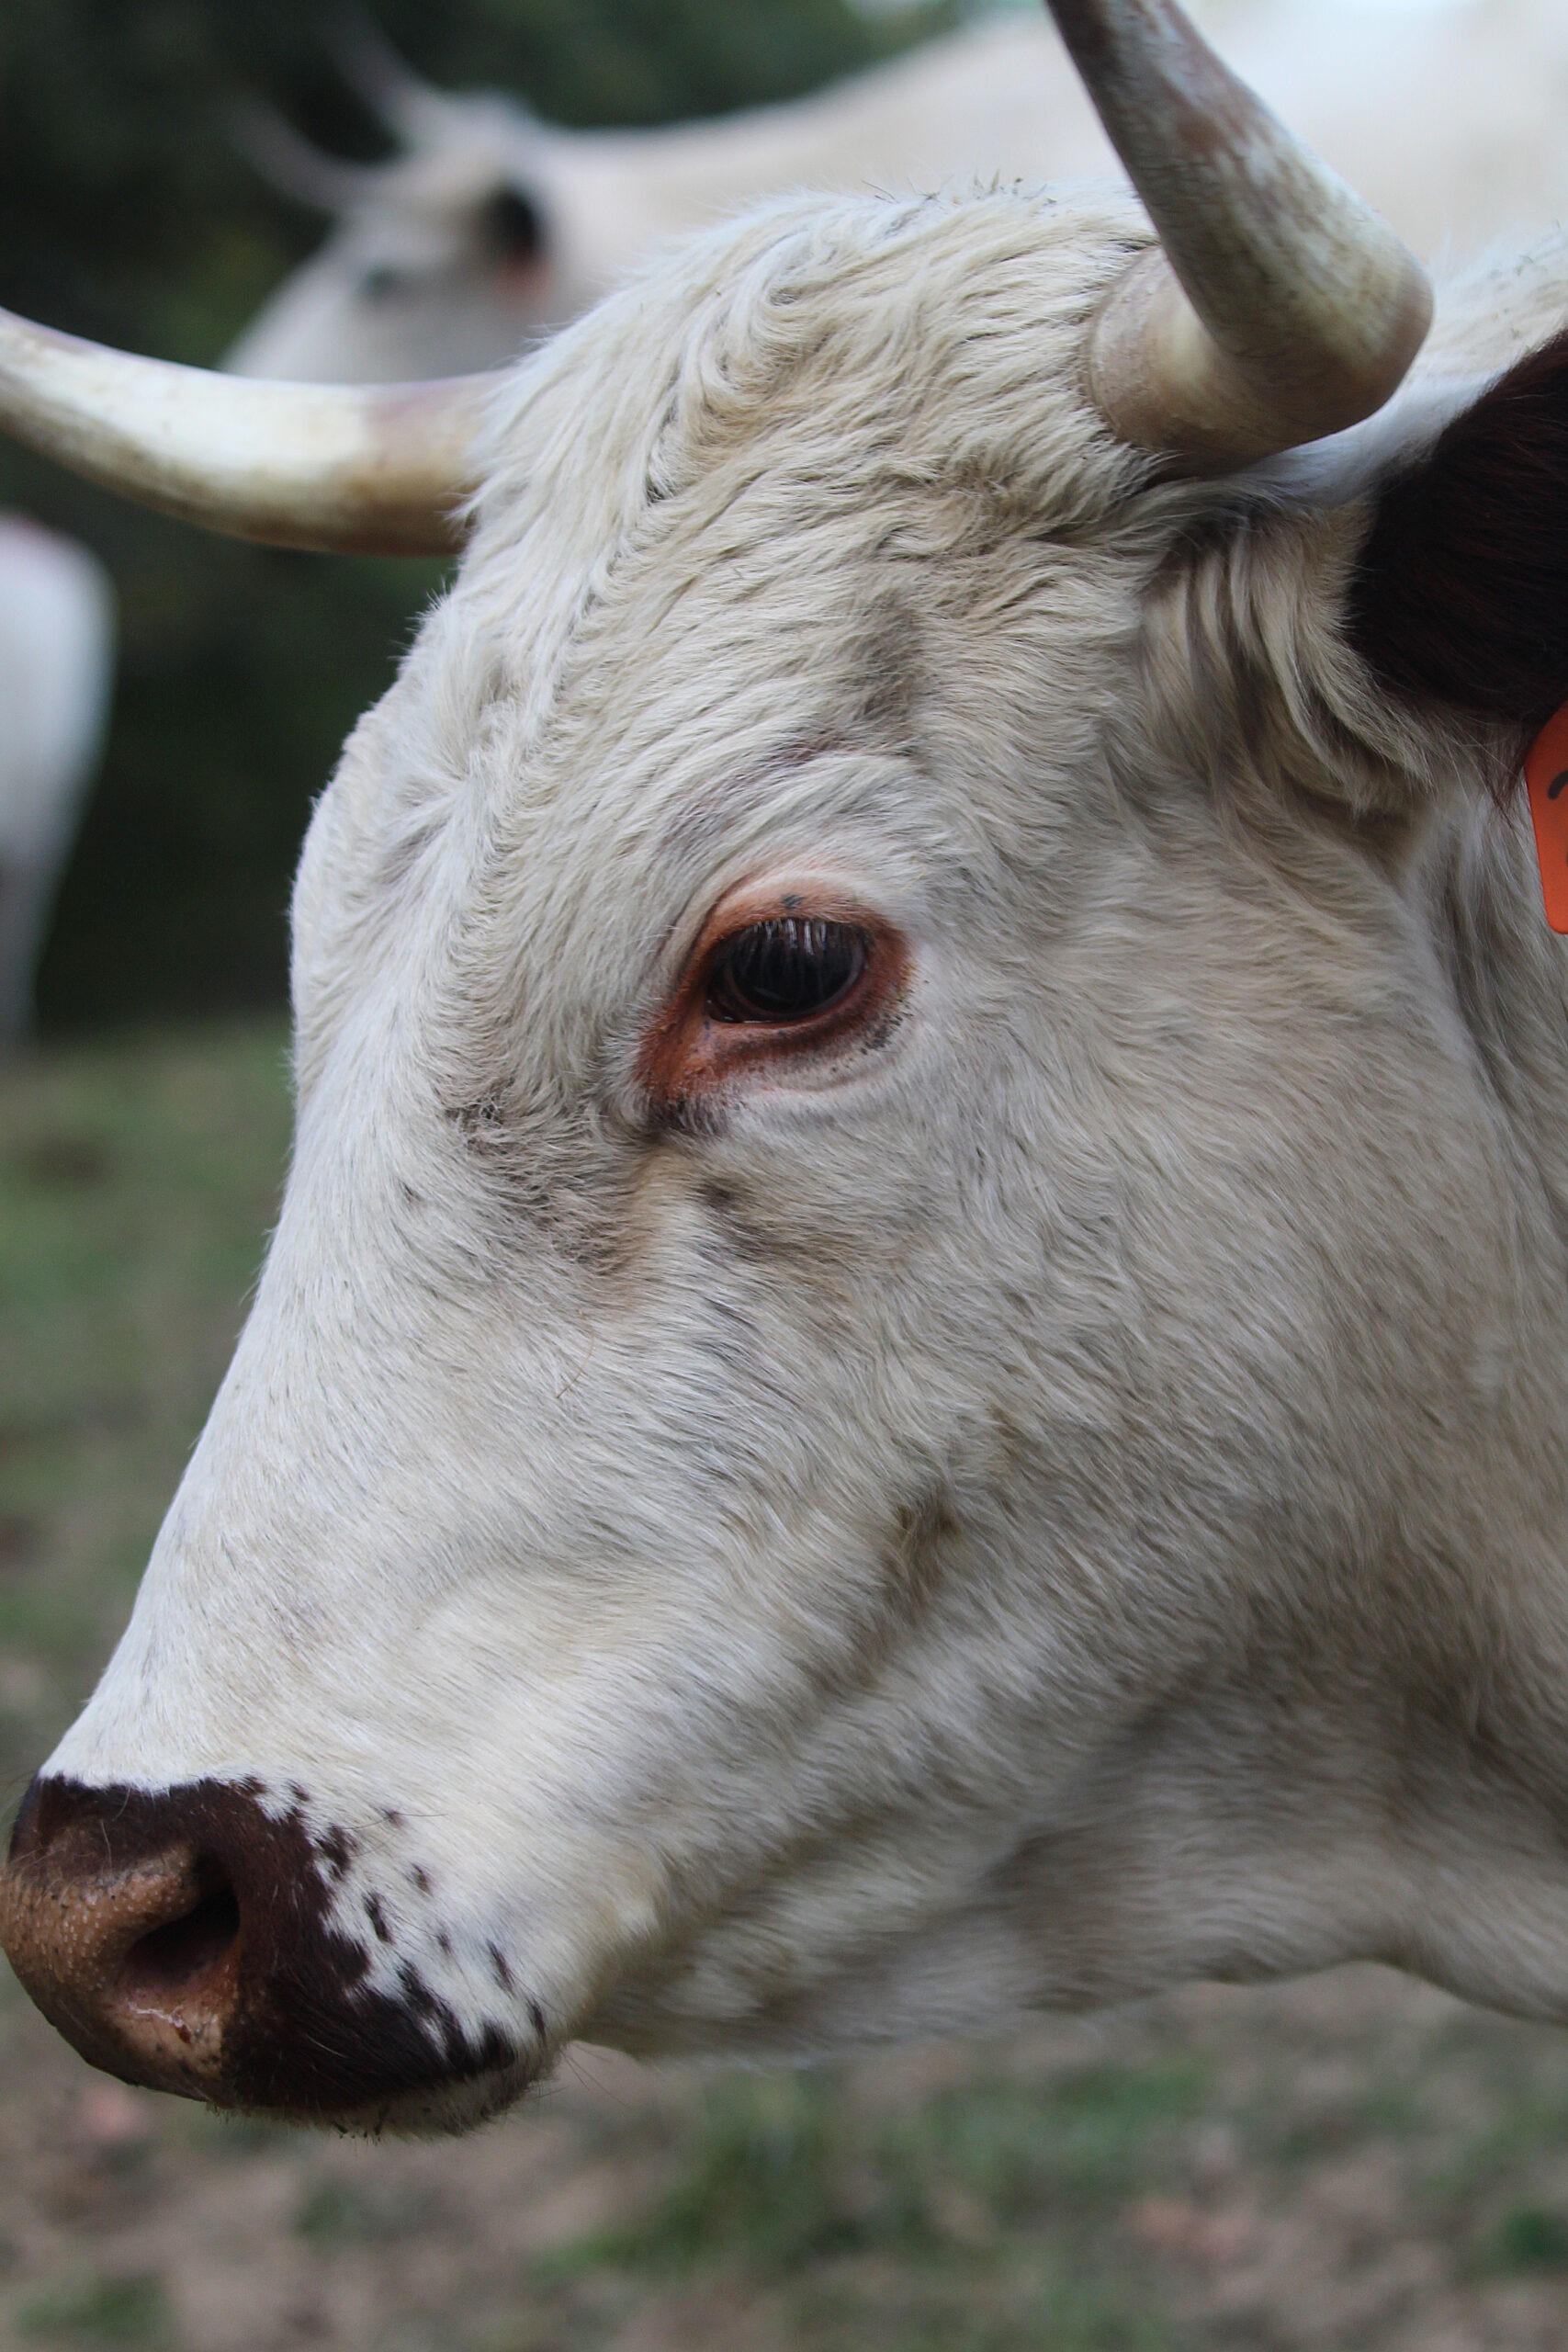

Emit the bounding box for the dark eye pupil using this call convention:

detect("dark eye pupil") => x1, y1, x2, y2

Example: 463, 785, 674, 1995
707, 919, 866, 1024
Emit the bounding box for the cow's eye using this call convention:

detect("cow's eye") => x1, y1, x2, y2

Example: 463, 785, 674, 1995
637, 888, 905, 1110
706, 919, 868, 1024
484, 186, 547, 266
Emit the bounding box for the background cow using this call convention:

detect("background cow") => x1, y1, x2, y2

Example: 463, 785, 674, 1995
229, 0, 1568, 383
4, 0, 1568, 2155
0, 516, 114, 1037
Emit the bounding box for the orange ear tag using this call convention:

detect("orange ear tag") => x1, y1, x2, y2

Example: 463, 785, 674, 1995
1526, 702, 1568, 933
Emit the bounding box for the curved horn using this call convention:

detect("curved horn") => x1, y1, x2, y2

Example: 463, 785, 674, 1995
230, 97, 382, 215
1045, 0, 1432, 464
329, 8, 446, 143
0, 307, 499, 555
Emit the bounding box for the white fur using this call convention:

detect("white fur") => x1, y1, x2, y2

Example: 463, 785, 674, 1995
46, 183, 1568, 2120
227, 1, 1568, 384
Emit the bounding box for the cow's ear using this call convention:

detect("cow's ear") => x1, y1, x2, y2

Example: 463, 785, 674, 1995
1347, 328, 1568, 737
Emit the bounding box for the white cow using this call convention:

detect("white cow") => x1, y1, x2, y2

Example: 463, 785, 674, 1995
6, 0, 1568, 2138
0, 517, 114, 1036
229, 0, 1568, 385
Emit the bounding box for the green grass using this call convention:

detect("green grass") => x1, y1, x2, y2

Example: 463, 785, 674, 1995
526, 2060, 1204, 2349
0, 1019, 292, 1795
17, 2272, 168, 2346
1487, 2204, 1568, 2274
294, 2177, 436, 2245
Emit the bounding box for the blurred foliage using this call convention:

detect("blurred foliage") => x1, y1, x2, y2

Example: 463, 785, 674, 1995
0, 0, 950, 1026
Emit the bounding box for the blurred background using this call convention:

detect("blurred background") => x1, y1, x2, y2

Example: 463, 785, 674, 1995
0, 0, 953, 1027
10, 3, 1568, 2347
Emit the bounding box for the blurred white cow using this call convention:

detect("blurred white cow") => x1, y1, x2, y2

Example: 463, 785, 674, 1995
228, 0, 1568, 385
0, 517, 114, 1036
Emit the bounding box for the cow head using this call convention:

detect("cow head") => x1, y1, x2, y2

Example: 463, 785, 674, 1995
226, 83, 567, 384
6, 0, 1568, 2135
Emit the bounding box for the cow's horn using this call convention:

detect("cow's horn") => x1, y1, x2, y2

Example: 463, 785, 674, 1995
1045, 0, 1432, 464
329, 9, 446, 144
231, 97, 382, 216
0, 307, 499, 554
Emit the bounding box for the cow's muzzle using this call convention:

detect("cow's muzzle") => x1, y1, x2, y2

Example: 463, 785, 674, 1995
0, 1774, 524, 2126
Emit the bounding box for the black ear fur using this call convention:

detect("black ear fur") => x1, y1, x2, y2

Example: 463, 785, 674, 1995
1347, 327, 1568, 736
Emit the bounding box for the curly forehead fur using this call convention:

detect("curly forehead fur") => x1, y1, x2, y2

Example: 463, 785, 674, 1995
468, 187, 1153, 571
321, 190, 1568, 833
297, 183, 1550, 1056
294, 188, 1164, 1071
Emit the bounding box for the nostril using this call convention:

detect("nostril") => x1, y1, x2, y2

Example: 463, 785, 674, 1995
2, 1808, 251, 2094
119, 1878, 241, 2008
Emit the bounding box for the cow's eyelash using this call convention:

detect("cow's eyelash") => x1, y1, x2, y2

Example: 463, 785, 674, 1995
705, 919, 869, 1026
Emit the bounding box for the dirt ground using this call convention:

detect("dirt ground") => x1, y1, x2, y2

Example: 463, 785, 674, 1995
14, 1959, 1568, 2351
9, 1025, 1568, 2352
